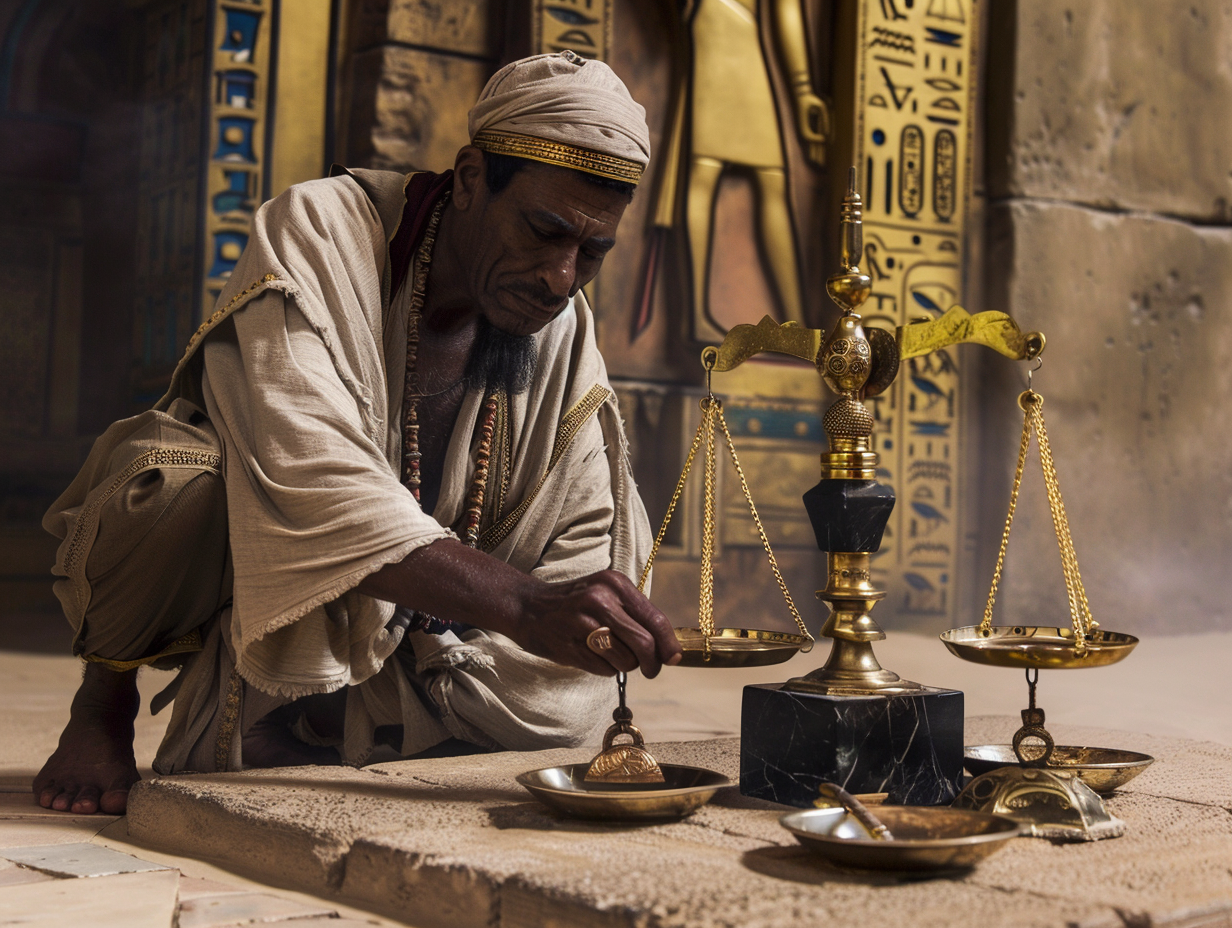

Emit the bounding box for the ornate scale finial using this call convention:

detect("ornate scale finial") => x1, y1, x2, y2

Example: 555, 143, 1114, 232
825, 167, 873, 315
817, 167, 879, 478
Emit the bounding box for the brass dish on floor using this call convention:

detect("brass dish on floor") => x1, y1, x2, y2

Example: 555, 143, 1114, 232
674, 627, 811, 668
964, 744, 1155, 795
780, 806, 1021, 873
516, 764, 730, 820
940, 626, 1138, 670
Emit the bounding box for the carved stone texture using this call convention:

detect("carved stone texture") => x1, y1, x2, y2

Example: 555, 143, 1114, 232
125, 726, 1232, 926
349, 0, 499, 59
346, 45, 490, 173
982, 199, 1232, 637
802, 479, 895, 553
987, 0, 1232, 221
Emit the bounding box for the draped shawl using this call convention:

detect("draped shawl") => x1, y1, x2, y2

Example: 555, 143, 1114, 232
150, 168, 653, 770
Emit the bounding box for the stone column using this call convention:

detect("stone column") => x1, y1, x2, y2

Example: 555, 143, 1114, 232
339, 0, 508, 172
979, 0, 1232, 638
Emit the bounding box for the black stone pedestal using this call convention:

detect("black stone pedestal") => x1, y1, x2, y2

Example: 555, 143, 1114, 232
740, 683, 964, 807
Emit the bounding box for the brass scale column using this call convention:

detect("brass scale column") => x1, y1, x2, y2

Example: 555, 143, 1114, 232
785, 173, 922, 699
709, 171, 1046, 806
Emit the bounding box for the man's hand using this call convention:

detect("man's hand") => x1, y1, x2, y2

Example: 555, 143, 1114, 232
357, 540, 682, 678
512, 570, 682, 677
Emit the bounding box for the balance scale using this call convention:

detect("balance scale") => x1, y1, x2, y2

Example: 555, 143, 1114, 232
517, 171, 1151, 860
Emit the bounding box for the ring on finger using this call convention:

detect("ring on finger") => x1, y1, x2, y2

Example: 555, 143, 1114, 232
586, 626, 614, 654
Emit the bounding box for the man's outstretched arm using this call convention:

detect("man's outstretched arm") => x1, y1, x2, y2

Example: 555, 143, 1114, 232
356, 538, 681, 678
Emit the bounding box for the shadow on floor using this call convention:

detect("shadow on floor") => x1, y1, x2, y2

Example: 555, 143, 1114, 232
0, 610, 72, 654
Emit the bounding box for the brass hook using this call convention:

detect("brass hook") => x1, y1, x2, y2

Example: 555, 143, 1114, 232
701, 346, 717, 399
1027, 356, 1043, 391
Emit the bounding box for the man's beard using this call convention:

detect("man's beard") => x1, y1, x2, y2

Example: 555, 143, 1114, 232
464, 317, 538, 395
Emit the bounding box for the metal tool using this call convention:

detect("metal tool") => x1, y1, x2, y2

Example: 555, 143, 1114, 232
697, 171, 1045, 692
814, 781, 894, 840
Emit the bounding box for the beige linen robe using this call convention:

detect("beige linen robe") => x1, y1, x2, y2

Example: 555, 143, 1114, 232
149, 169, 653, 772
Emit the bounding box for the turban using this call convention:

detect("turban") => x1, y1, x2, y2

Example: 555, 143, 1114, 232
468, 51, 650, 185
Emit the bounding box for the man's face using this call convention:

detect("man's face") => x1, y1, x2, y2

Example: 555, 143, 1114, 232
464, 159, 630, 336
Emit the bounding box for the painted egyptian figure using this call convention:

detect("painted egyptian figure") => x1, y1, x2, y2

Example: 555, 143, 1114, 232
673, 0, 829, 339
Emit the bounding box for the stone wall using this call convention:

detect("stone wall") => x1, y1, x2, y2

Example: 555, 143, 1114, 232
977, 0, 1232, 636
340, 0, 510, 173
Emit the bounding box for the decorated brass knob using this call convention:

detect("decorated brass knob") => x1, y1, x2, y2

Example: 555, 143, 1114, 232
818, 313, 873, 396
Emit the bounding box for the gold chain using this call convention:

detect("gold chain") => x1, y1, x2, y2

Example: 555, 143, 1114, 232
699, 400, 718, 657
637, 395, 813, 660
636, 402, 708, 593
981, 390, 1095, 650
713, 403, 811, 642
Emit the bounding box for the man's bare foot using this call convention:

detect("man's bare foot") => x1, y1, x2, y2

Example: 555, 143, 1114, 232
241, 703, 342, 769
34, 664, 141, 815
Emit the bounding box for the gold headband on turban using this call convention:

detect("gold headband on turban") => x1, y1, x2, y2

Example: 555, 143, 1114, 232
468, 51, 650, 185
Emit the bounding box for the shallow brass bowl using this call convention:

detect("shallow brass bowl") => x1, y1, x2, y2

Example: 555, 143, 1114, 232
781, 806, 1021, 873
940, 625, 1138, 669
674, 627, 811, 668
964, 744, 1155, 795
516, 764, 730, 820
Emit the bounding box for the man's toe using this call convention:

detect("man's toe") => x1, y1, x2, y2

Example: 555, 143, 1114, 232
70, 786, 101, 815
50, 786, 78, 811
98, 789, 129, 815
36, 785, 62, 809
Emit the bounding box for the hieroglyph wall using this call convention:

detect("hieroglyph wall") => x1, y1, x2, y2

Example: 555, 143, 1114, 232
849, 0, 979, 626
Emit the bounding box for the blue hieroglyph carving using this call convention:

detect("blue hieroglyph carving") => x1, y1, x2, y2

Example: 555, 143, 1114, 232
208, 231, 248, 279
218, 69, 256, 108
221, 9, 261, 60
213, 169, 254, 216
214, 116, 256, 162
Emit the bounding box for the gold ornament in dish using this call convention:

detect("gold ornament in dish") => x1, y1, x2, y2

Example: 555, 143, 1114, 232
516, 764, 730, 820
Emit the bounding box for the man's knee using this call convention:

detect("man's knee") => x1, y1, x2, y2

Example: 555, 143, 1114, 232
76, 470, 228, 666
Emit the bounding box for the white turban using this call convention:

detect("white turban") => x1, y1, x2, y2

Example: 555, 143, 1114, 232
468, 51, 650, 184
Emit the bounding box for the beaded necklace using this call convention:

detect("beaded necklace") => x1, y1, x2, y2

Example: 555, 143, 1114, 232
400, 193, 500, 549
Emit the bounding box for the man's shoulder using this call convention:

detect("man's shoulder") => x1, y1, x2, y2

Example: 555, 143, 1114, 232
326, 165, 412, 215
262, 173, 379, 227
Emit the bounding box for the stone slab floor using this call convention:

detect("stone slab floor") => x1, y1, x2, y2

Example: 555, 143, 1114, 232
1, 607, 1229, 925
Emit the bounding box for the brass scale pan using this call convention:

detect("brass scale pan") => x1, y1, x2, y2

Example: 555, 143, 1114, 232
940, 625, 1138, 670
672, 627, 812, 668
674, 624, 1139, 670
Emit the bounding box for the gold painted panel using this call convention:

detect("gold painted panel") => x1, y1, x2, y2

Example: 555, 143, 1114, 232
269, 0, 332, 199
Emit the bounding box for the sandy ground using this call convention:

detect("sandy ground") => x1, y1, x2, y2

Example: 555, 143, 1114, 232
0, 609, 1224, 927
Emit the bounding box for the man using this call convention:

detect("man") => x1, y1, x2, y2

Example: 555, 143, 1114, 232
35, 51, 681, 815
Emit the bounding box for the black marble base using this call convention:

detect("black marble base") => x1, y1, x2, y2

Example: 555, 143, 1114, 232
740, 683, 964, 807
